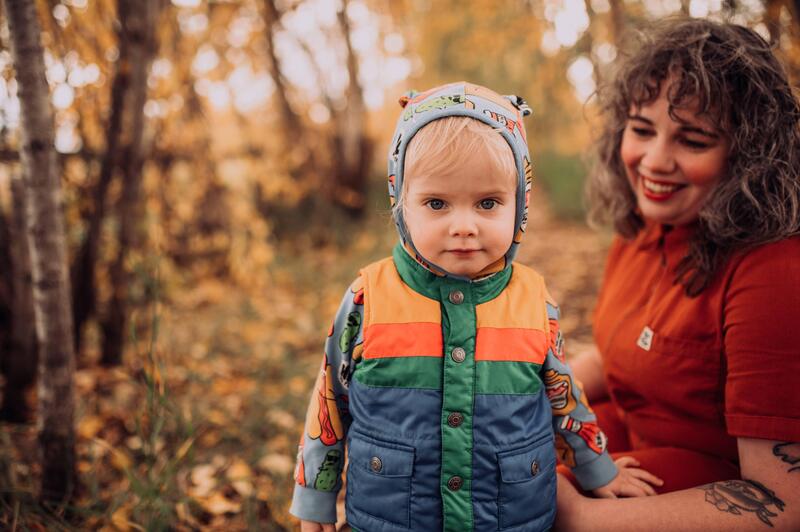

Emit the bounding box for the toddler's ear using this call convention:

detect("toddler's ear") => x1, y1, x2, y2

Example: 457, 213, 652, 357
504, 94, 533, 117
398, 90, 419, 108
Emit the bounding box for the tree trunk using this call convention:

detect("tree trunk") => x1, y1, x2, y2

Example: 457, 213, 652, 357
0, 175, 38, 423
262, 0, 316, 184
263, 0, 302, 141
608, 0, 625, 49
71, 12, 131, 356
3, 0, 77, 503
0, 198, 12, 415
101, 0, 160, 366
332, 0, 372, 217
764, 0, 783, 45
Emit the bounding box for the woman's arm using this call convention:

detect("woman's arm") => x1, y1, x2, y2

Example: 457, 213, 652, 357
569, 345, 608, 403
556, 437, 800, 531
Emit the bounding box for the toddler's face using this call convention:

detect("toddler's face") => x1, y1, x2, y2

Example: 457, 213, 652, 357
403, 157, 516, 278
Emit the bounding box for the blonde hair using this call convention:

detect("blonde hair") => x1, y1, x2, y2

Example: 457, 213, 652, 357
395, 117, 517, 215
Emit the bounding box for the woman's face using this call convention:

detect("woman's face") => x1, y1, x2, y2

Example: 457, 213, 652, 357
620, 84, 730, 226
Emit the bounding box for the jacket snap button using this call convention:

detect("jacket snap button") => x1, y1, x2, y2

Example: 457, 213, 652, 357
370, 456, 383, 473
450, 347, 466, 363
531, 460, 540, 477
448, 290, 464, 305
447, 412, 464, 427
447, 475, 463, 491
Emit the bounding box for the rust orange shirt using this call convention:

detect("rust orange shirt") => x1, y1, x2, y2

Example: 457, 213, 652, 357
594, 222, 800, 462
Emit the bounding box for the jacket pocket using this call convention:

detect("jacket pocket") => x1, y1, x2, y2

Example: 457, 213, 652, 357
346, 432, 415, 529
497, 435, 556, 531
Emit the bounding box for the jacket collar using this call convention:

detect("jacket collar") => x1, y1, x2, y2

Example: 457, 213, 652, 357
392, 243, 512, 304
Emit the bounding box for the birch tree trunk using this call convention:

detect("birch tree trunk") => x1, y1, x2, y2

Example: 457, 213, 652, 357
101, 0, 161, 365
2, 0, 77, 502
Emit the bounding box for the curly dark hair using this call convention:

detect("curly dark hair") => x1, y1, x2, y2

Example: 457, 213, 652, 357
587, 17, 800, 295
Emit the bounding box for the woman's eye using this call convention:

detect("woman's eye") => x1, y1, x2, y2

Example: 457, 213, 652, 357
479, 199, 497, 209
631, 126, 654, 137
681, 138, 710, 149
427, 199, 445, 210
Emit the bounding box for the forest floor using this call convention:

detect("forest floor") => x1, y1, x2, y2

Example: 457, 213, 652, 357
0, 192, 612, 531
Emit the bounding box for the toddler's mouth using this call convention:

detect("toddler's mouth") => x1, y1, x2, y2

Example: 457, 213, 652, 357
448, 249, 481, 255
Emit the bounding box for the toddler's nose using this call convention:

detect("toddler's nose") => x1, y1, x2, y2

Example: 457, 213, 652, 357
449, 211, 478, 237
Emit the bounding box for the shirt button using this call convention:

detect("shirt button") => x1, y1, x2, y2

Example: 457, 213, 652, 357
447, 412, 464, 427
370, 456, 382, 473
447, 475, 463, 491
531, 460, 540, 477
448, 290, 464, 305
450, 347, 466, 363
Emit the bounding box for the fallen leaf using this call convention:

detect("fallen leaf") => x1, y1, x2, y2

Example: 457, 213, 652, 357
226, 458, 254, 497
197, 492, 241, 515
257, 453, 294, 476
78, 415, 104, 439
190, 463, 218, 498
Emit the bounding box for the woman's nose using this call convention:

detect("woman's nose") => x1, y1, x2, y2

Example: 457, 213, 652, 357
640, 138, 676, 174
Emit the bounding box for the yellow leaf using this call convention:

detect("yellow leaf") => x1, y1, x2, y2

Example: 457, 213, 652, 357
197, 492, 241, 515
226, 458, 253, 480
78, 416, 104, 439
257, 453, 294, 476
110, 447, 132, 471
189, 463, 217, 498
267, 409, 296, 431
174, 436, 195, 462
227, 458, 254, 497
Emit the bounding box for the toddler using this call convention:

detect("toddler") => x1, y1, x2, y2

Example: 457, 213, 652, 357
290, 82, 659, 532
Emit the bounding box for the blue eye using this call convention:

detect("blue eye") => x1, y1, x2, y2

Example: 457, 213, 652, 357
428, 199, 445, 210
479, 199, 497, 209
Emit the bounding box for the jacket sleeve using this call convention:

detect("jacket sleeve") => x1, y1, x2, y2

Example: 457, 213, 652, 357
542, 300, 618, 491
289, 277, 364, 523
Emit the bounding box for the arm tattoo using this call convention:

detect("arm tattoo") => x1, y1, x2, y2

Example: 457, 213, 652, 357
773, 442, 800, 473
699, 479, 785, 527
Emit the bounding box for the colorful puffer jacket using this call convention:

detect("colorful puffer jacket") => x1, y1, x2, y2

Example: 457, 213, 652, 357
290, 244, 617, 531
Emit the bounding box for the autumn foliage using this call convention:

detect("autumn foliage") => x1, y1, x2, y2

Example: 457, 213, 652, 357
1, 0, 799, 528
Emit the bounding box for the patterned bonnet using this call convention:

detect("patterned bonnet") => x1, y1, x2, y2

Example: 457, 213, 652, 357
387, 81, 533, 280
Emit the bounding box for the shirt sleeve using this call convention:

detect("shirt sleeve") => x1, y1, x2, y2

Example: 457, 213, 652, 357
543, 300, 618, 491
723, 238, 800, 441
289, 277, 364, 523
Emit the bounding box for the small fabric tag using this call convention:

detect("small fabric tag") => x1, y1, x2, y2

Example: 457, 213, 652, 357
636, 326, 654, 351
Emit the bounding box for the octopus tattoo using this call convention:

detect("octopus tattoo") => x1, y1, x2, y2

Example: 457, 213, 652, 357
699, 479, 785, 527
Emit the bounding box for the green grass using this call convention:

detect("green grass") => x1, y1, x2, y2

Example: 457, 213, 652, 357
534, 151, 588, 221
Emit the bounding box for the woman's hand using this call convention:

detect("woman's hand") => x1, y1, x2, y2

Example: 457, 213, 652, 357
591, 456, 664, 498
300, 520, 336, 532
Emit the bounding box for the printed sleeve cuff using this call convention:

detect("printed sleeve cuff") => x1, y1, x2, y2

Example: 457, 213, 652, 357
570, 452, 618, 491
289, 484, 339, 524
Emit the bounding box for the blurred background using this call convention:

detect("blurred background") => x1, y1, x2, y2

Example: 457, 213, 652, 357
0, 0, 798, 529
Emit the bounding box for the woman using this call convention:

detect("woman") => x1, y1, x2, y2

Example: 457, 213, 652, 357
557, 18, 800, 530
